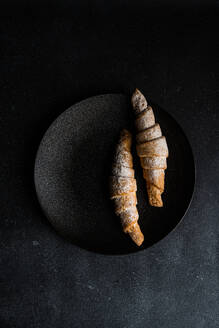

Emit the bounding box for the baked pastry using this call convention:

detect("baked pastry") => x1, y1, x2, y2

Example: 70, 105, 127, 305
110, 129, 144, 246
131, 89, 169, 207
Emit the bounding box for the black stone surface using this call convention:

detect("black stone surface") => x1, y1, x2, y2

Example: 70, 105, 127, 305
0, 1, 219, 327
34, 94, 195, 254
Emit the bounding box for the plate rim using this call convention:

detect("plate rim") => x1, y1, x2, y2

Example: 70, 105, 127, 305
34, 93, 196, 256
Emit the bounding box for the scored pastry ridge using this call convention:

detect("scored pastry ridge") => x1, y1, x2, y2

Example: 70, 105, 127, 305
110, 129, 144, 246
132, 89, 169, 207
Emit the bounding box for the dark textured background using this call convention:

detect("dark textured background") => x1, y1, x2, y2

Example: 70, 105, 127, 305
0, 1, 219, 327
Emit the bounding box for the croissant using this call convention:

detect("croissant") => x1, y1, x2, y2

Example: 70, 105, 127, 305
131, 89, 169, 207
110, 129, 144, 246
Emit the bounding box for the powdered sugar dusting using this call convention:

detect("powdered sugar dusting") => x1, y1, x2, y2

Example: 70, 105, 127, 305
132, 89, 169, 206
110, 129, 144, 245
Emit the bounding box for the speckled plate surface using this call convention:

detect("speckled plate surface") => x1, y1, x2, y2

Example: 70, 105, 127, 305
34, 94, 195, 254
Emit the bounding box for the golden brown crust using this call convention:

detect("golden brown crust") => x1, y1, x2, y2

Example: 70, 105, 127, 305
143, 169, 164, 191
112, 164, 134, 178
118, 129, 132, 150
140, 156, 167, 170
110, 129, 144, 246
136, 123, 162, 144
127, 223, 144, 246
146, 184, 163, 207
113, 192, 137, 215
136, 136, 169, 158
132, 89, 169, 207
109, 176, 137, 198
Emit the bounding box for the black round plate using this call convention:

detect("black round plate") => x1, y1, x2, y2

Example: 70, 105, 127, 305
34, 94, 195, 255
